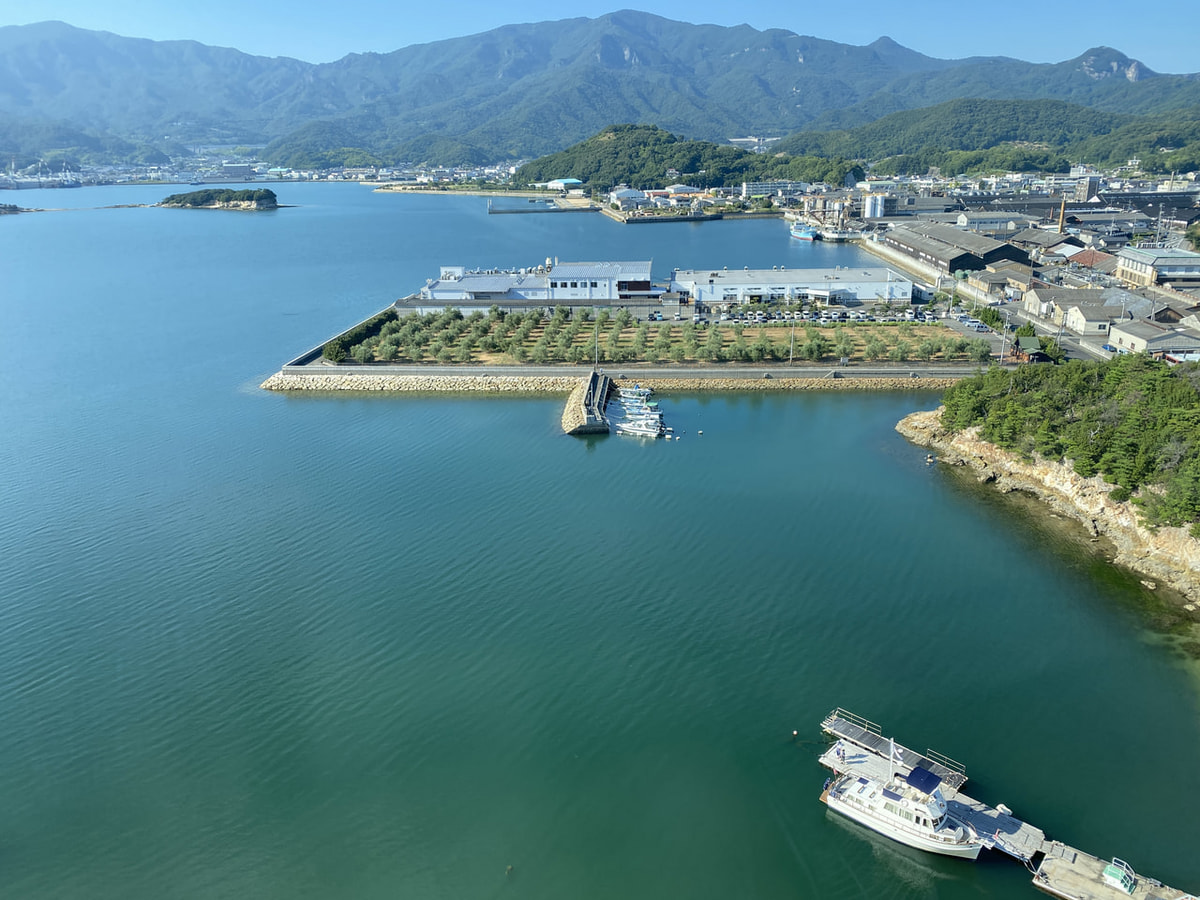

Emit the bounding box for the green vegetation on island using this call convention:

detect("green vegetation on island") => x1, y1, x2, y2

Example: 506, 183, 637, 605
513, 125, 864, 192
941, 356, 1200, 534
324, 305, 992, 368
160, 188, 278, 208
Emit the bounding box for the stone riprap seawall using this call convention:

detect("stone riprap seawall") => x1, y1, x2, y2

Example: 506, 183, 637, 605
261, 370, 958, 394
897, 408, 1200, 605
613, 376, 957, 392
260, 372, 579, 393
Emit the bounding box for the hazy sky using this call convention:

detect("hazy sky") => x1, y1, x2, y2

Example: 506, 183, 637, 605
4, 0, 1196, 74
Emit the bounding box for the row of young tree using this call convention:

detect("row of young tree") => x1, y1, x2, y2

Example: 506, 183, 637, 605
324, 305, 993, 366
941, 355, 1200, 534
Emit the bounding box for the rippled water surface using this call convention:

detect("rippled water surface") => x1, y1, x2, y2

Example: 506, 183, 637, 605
2, 184, 1197, 898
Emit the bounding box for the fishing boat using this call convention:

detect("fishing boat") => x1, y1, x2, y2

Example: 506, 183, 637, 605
621, 401, 661, 416
615, 419, 664, 438
790, 222, 820, 241
618, 385, 653, 399
818, 227, 860, 242
821, 765, 982, 859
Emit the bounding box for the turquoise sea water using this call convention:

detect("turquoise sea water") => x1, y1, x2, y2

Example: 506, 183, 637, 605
2, 184, 1198, 898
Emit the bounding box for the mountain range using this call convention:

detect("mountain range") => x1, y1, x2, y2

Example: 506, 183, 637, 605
2, 12, 1198, 167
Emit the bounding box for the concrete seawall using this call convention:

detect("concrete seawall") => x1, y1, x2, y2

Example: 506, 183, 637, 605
612, 376, 957, 392
261, 370, 957, 393
561, 372, 613, 434
261, 372, 579, 393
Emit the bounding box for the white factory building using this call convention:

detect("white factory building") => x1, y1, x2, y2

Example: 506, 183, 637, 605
398, 259, 655, 315
669, 266, 912, 308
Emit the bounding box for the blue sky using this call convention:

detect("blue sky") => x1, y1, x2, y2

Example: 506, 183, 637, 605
4, 0, 1196, 74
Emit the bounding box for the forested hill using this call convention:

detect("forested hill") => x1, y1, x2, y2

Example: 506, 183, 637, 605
942, 356, 1200, 534
773, 99, 1200, 175
512, 125, 863, 191
3, 15, 1200, 167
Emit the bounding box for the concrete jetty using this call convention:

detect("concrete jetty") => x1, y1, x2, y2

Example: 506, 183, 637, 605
817, 708, 1196, 900
561, 370, 611, 435
486, 197, 599, 214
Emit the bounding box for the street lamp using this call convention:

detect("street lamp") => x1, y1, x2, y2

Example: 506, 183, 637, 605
593, 305, 600, 369
1000, 309, 1011, 363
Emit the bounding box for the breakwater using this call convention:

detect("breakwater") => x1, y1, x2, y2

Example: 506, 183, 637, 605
897, 408, 1200, 606
261, 370, 958, 393
260, 372, 578, 393
561, 371, 612, 435
613, 376, 957, 392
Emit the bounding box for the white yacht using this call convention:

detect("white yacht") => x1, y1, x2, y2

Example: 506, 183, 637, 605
617, 385, 653, 399
821, 766, 983, 859
615, 419, 664, 438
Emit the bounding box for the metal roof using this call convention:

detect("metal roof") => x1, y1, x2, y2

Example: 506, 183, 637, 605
908, 222, 1011, 256
429, 272, 545, 294
671, 266, 907, 286
550, 260, 652, 280
885, 228, 977, 264
1118, 246, 1200, 266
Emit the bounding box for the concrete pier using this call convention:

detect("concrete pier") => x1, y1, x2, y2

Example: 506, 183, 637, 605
561, 370, 611, 435
817, 708, 1195, 899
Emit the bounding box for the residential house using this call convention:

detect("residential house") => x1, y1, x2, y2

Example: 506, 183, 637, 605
1022, 288, 1105, 322
1108, 319, 1200, 357
1116, 247, 1200, 288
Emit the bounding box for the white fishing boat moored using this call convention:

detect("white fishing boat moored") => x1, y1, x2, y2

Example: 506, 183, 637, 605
821, 764, 982, 859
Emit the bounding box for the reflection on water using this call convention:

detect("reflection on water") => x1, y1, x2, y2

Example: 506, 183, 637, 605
824, 809, 964, 893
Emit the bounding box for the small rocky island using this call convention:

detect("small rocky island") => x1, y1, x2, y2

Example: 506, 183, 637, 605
160, 188, 278, 210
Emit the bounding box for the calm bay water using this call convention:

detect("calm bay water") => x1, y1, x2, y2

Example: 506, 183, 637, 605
2, 184, 1198, 898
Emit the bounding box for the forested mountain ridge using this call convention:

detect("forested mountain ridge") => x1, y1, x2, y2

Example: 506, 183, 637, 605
774, 99, 1200, 174
2, 14, 1199, 167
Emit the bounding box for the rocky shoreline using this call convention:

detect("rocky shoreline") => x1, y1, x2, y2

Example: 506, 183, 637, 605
260, 371, 958, 393
897, 408, 1200, 607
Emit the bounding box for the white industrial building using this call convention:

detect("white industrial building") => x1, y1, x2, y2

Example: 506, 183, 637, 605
397, 259, 654, 315
669, 266, 912, 308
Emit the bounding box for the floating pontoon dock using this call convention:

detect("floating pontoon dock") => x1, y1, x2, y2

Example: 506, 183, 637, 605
817, 708, 1196, 900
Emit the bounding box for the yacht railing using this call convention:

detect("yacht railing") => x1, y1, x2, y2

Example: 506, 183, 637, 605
824, 707, 881, 736
924, 747, 966, 775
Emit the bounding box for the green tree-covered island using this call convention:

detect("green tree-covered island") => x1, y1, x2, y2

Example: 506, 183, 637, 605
160, 188, 277, 209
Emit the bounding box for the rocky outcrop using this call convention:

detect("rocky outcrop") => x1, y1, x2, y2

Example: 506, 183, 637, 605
897, 408, 1200, 604
213, 199, 275, 210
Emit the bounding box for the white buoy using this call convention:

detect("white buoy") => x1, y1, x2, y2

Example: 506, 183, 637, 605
698, 430, 703, 435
